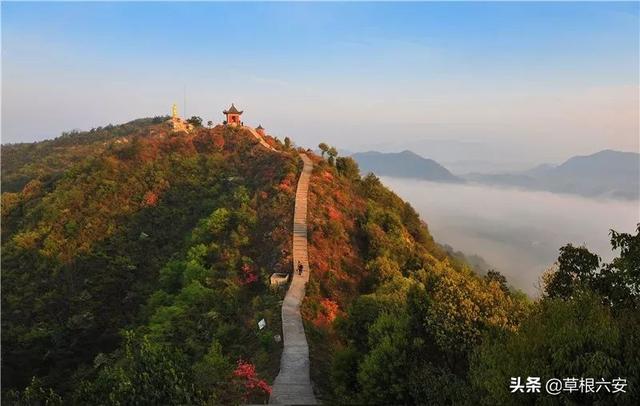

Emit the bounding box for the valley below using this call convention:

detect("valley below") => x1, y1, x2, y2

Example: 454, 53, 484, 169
381, 176, 640, 295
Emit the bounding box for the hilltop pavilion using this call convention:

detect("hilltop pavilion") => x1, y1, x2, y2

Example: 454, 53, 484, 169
223, 103, 243, 126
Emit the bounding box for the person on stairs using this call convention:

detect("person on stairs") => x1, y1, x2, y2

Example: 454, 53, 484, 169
297, 261, 304, 276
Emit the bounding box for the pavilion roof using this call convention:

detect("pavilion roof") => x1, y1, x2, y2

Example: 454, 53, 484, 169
223, 103, 243, 114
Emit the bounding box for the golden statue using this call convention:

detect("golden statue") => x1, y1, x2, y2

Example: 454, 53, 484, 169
171, 103, 178, 119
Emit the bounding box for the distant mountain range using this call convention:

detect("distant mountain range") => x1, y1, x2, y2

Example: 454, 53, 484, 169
465, 150, 639, 200
351, 150, 463, 183
350, 149, 639, 200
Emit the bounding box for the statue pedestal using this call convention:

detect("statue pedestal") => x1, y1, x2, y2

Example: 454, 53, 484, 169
167, 117, 193, 133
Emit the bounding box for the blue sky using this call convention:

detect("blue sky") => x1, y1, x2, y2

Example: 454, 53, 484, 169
2, 2, 638, 166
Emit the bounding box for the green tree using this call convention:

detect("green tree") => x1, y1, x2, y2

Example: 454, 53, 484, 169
357, 312, 413, 405
192, 341, 233, 403
470, 293, 629, 405
545, 225, 639, 307
187, 116, 203, 127
485, 269, 509, 294
365, 256, 401, 287
4, 377, 63, 406
318, 142, 329, 157
330, 347, 361, 403
327, 146, 338, 165
74, 331, 199, 405
336, 156, 360, 180
603, 226, 640, 306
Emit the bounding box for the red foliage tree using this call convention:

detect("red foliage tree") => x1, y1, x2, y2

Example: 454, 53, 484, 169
313, 298, 340, 327
212, 132, 225, 150
142, 191, 159, 207
233, 360, 271, 401
327, 205, 341, 221
239, 263, 258, 285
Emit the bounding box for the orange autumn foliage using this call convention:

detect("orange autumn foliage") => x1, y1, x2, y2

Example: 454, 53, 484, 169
327, 205, 341, 221
142, 191, 159, 207
313, 298, 340, 327
304, 159, 367, 318
21, 179, 43, 199
277, 173, 296, 194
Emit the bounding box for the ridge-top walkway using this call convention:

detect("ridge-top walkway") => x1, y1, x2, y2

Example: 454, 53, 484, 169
243, 125, 278, 152
269, 153, 317, 405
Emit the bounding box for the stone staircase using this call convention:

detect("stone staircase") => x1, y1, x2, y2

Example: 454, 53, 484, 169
269, 153, 317, 405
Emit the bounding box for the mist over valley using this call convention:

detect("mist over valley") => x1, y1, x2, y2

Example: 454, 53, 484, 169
380, 176, 639, 295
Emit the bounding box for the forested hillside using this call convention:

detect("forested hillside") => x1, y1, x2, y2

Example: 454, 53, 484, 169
2, 119, 638, 405
303, 153, 640, 404
2, 119, 299, 403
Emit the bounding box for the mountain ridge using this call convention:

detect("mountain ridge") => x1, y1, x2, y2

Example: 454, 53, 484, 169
351, 150, 463, 183
465, 149, 639, 200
